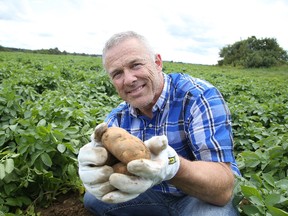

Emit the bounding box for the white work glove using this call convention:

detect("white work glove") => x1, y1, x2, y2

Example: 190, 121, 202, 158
78, 125, 140, 203
109, 135, 180, 195
78, 138, 114, 201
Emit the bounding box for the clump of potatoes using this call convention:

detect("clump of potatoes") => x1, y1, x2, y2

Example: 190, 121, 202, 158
93, 122, 151, 175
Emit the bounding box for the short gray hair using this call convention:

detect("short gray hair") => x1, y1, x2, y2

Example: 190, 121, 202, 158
102, 31, 155, 66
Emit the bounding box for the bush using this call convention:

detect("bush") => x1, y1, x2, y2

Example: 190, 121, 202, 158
218, 36, 288, 68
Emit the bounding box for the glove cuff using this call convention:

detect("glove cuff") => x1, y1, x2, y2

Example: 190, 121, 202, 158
163, 146, 180, 181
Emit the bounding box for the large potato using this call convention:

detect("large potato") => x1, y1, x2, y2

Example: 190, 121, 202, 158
93, 123, 151, 174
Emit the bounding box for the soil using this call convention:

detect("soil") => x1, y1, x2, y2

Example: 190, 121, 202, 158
36, 192, 94, 216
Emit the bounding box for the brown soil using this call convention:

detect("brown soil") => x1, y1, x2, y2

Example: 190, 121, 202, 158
37, 192, 94, 216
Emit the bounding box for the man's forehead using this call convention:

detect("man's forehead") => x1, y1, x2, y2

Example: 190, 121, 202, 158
106, 49, 148, 67
104, 39, 151, 69
111, 57, 147, 70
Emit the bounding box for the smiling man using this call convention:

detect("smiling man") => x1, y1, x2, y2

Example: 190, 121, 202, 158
78, 31, 240, 216
103, 37, 164, 118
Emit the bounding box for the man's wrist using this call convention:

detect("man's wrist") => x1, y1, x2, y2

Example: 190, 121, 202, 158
169, 157, 186, 181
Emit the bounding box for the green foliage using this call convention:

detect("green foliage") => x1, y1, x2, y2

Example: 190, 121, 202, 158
218, 36, 288, 68
0, 52, 120, 214
1, 52, 288, 215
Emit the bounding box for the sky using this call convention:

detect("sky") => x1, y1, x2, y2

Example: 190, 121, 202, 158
1, 0, 288, 65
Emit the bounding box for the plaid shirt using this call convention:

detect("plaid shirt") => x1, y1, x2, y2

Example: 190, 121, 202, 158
105, 73, 240, 195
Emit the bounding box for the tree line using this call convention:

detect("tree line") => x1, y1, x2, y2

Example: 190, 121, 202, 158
0, 46, 101, 57
1, 36, 288, 68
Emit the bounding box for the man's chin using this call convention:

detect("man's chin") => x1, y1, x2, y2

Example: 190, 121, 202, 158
129, 100, 150, 109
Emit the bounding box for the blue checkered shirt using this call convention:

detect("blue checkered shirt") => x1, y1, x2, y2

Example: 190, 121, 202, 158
105, 73, 240, 195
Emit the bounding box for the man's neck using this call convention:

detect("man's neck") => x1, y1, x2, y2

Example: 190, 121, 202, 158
137, 107, 153, 119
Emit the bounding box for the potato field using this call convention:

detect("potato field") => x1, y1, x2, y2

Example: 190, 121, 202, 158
0, 52, 287, 215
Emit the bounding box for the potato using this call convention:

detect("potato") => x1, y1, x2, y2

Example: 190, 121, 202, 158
112, 162, 131, 175
102, 127, 150, 164
94, 123, 151, 174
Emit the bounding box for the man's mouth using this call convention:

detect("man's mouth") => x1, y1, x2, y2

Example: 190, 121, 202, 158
127, 85, 145, 95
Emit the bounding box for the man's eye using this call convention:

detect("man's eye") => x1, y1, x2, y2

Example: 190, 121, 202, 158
132, 63, 143, 70
111, 71, 121, 79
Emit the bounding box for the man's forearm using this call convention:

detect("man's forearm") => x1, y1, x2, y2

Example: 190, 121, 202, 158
169, 157, 235, 206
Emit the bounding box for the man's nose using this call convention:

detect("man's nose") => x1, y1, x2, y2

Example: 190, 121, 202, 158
123, 70, 137, 85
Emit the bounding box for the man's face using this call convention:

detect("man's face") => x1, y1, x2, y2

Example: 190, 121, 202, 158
104, 38, 164, 114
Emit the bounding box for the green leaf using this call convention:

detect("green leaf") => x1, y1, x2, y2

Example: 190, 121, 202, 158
276, 179, 288, 191
241, 185, 262, 200
262, 173, 276, 188
18, 196, 31, 205
268, 146, 284, 159
37, 125, 50, 136
5, 159, 14, 174
71, 139, 80, 146
66, 126, 79, 134
265, 193, 286, 206
40, 153, 52, 167
64, 143, 77, 153
57, 144, 66, 153
37, 119, 47, 127
0, 163, 5, 180
67, 163, 76, 176
250, 174, 263, 187
267, 206, 288, 216
250, 196, 264, 206
24, 110, 32, 119
52, 130, 65, 140
62, 120, 71, 129
30, 151, 42, 165
241, 151, 260, 167
0, 136, 5, 147
4, 183, 17, 194
242, 205, 262, 215
80, 124, 92, 135
10, 153, 20, 158
9, 124, 18, 131
5, 197, 22, 207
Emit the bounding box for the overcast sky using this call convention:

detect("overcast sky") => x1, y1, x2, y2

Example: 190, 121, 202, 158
1, 0, 288, 65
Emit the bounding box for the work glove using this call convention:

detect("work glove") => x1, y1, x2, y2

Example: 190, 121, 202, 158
109, 135, 180, 195
78, 137, 115, 201
78, 125, 140, 203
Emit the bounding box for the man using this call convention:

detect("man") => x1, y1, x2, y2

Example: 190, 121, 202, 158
78, 31, 240, 215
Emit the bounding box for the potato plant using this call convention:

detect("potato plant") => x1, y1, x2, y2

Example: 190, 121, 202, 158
0, 52, 120, 214
0, 52, 287, 215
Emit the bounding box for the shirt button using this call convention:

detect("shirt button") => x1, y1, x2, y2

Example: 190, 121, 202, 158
148, 124, 153, 128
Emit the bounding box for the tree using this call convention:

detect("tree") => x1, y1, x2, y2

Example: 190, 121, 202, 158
218, 36, 288, 68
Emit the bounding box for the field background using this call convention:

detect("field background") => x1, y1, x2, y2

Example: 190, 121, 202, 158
0, 52, 287, 215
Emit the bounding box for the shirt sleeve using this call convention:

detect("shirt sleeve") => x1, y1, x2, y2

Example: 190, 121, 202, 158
187, 86, 235, 163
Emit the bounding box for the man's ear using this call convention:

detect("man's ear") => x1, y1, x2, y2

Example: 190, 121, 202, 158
155, 54, 163, 70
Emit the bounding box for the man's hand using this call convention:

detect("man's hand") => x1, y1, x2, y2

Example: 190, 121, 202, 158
78, 125, 142, 203
108, 135, 180, 194
78, 141, 115, 201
